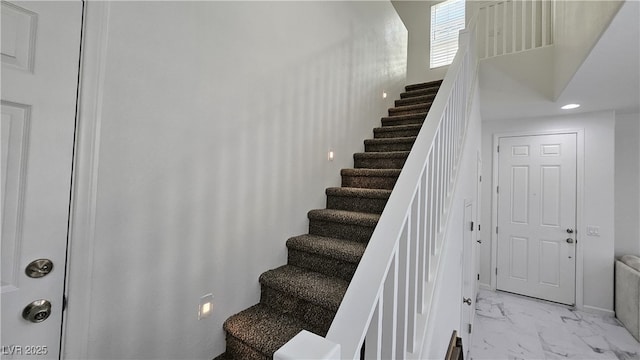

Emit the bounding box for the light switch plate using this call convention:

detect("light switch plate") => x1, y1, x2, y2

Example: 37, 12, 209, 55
586, 226, 600, 237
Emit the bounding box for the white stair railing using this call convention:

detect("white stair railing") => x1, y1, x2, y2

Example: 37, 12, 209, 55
478, 0, 554, 59
274, 18, 478, 360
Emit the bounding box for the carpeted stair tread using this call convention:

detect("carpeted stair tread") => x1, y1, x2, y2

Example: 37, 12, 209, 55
373, 124, 423, 139
212, 352, 233, 360
353, 151, 409, 169
381, 112, 428, 127
400, 86, 440, 99
354, 151, 410, 159
395, 93, 437, 107
340, 168, 401, 190
287, 234, 367, 264
326, 187, 391, 214
340, 168, 402, 177
223, 304, 310, 358
388, 102, 432, 116
308, 208, 380, 227
260, 265, 348, 311
364, 136, 416, 152
286, 234, 365, 280
405, 79, 443, 92
326, 186, 392, 199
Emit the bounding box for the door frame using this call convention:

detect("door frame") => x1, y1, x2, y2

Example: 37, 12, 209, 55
489, 129, 585, 309
61, 2, 111, 358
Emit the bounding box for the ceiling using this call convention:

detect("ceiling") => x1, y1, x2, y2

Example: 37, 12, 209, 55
479, 0, 639, 121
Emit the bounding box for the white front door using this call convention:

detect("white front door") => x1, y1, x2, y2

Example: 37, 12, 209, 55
1, 1, 82, 358
496, 134, 577, 305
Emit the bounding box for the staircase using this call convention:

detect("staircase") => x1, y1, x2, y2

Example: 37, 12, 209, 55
215, 79, 443, 360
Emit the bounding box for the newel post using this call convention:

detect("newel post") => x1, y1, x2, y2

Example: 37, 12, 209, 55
273, 330, 341, 360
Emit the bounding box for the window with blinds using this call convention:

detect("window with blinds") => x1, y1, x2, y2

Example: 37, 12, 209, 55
430, 0, 465, 69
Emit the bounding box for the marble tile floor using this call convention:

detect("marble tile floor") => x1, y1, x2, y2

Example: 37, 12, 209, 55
469, 290, 640, 360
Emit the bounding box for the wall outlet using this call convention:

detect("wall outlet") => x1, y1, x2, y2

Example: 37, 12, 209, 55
586, 226, 600, 237
198, 294, 214, 320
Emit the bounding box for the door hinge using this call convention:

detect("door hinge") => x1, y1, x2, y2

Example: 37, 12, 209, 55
478, 224, 481, 231
479, 175, 482, 182
470, 221, 474, 231
468, 323, 473, 334
496, 226, 499, 234
63, 295, 67, 312
495, 268, 498, 275
497, 186, 499, 194
477, 274, 480, 280
497, 145, 500, 152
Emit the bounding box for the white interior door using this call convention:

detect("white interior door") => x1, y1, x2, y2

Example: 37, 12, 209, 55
475, 152, 482, 295
496, 134, 577, 305
1, 1, 82, 358
460, 200, 475, 352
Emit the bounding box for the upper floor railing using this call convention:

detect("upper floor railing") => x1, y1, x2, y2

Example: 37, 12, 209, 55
273, 15, 479, 360
477, 0, 554, 59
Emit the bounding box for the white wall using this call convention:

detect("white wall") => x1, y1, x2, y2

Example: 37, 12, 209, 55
64, 2, 407, 359
392, 0, 449, 84
615, 112, 640, 257
421, 82, 482, 357
553, 0, 623, 99
480, 111, 616, 313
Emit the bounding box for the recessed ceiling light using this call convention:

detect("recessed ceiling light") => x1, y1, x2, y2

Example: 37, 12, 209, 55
561, 103, 580, 110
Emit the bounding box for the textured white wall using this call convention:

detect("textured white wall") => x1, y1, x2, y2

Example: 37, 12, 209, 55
65, 2, 407, 359
553, 0, 623, 99
480, 111, 616, 312
615, 112, 640, 257
421, 82, 482, 358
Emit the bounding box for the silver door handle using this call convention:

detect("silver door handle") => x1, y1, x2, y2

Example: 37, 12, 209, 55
566, 238, 574, 244
25, 259, 54, 278
22, 300, 51, 323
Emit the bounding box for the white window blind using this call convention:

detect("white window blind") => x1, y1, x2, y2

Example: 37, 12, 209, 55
430, 0, 465, 68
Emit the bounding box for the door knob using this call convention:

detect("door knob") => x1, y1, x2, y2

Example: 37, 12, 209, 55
463, 298, 472, 306
22, 299, 52, 323
566, 238, 574, 244
566, 228, 574, 234
25, 259, 54, 278
476, 240, 482, 244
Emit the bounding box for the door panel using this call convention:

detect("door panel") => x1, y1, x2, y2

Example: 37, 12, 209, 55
1, 2, 82, 358
510, 166, 528, 224
541, 166, 561, 227
539, 240, 560, 286
509, 236, 528, 280
496, 134, 577, 305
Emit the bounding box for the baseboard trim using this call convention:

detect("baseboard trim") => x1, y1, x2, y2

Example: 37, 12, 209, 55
582, 304, 615, 317
478, 283, 491, 290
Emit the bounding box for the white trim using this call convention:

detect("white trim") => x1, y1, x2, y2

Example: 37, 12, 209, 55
479, 283, 491, 290
62, 2, 110, 358
489, 128, 585, 310
582, 305, 616, 317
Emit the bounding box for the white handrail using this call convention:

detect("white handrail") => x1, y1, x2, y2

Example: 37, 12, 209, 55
274, 16, 478, 360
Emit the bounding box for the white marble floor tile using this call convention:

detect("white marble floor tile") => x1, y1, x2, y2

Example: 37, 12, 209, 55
469, 290, 640, 360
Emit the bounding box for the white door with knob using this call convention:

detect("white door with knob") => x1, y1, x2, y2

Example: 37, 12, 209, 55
496, 134, 577, 305
460, 200, 475, 353
1, 1, 82, 358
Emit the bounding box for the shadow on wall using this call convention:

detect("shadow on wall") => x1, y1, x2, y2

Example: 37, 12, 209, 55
81, 2, 407, 359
